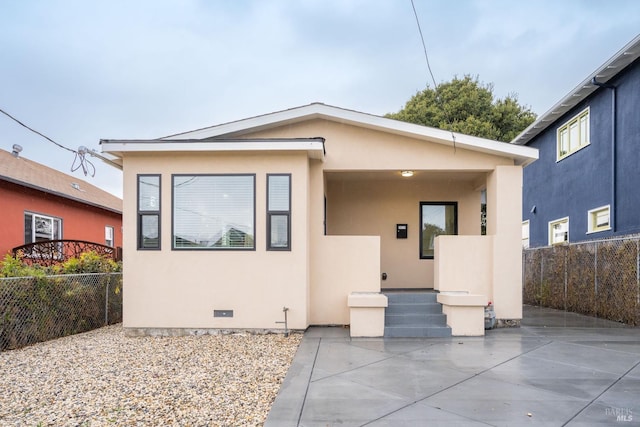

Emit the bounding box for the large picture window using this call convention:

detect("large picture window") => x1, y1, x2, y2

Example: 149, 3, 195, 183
420, 202, 457, 259
267, 174, 291, 251
172, 174, 255, 250
138, 174, 161, 250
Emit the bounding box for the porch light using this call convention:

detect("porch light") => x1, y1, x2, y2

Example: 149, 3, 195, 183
401, 170, 414, 177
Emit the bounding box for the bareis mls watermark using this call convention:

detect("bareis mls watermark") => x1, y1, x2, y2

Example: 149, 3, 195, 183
606, 407, 633, 422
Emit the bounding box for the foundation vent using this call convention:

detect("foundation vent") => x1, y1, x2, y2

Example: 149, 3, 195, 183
214, 310, 233, 318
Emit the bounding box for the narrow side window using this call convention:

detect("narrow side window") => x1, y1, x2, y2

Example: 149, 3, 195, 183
522, 220, 530, 249
267, 174, 291, 251
105, 226, 115, 247
138, 174, 161, 250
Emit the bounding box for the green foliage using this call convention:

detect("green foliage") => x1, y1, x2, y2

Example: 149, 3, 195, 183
0, 251, 123, 350
0, 251, 121, 277
386, 75, 537, 142
0, 253, 48, 278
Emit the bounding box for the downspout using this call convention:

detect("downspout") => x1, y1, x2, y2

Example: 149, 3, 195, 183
592, 77, 617, 232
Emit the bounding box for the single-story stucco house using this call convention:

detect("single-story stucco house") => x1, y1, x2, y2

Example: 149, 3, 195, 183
100, 103, 537, 337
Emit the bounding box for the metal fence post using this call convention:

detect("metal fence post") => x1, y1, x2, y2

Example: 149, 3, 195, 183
105, 275, 110, 326
637, 240, 640, 305
564, 246, 568, 310
594, 242, 599, 316
540, 256, 544, 300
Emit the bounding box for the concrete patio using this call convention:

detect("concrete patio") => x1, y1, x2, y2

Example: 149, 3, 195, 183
265, 305, 640, 426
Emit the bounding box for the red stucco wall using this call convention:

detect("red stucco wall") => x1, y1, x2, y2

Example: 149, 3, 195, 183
0, 181, 122, 258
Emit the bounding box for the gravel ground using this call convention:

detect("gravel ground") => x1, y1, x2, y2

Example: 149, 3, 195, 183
0, 325, 301, 426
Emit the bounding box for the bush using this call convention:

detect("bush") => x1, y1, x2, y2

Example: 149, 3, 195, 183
0, 251, 123, 351
0, 251, 121, 277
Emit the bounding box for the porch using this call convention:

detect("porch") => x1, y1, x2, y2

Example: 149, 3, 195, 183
314, 165, 522, 337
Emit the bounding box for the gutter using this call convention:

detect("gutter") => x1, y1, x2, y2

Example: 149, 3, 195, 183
592, 77, 617, 232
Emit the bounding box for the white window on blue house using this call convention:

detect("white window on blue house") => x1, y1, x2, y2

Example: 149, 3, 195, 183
557, 107, 589, 161
522, 220, 530, 249
549, 217, 569, 245
587, 205, 611, 233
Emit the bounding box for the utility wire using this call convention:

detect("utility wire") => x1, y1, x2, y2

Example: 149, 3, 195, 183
410, 0, 457, 151
0, 107, 96, 176
0, 107, 75, 153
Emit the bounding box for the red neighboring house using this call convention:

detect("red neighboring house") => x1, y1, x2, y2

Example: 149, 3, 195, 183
0, 147, 122, 258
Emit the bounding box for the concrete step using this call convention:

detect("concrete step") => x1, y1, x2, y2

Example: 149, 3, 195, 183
384, 302, 443, 315
384, 325, 452, 338
385, 313, 447, 326
383, 291, 438, 304
382, 290, 450, 337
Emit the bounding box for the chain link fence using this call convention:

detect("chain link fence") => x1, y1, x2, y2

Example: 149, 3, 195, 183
523, 236, 640, 325
0, 273, 122, 351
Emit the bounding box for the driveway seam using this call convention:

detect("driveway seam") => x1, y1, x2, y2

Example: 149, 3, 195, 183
296, 336, 321, 426
561, 357, 640, 426
360, 339, 554, 426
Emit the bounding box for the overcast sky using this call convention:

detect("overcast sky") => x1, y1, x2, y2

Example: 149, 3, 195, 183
1, 0, 639, 198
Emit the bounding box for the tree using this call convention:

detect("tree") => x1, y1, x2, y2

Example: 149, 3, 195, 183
385, 75, 536, 142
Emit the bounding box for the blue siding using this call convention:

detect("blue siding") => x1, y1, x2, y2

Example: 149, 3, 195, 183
523, 58, 640, 247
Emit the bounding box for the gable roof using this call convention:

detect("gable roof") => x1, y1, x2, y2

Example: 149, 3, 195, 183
512, 34, 640, 146
0, 148, 122, 214
103, 103, 537, 166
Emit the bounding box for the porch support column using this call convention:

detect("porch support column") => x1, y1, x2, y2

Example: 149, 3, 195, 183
486, 165, 523, 322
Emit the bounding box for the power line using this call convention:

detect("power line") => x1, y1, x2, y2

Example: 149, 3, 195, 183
0, 107, 75, 153
410, 0, 457, 150
0, 107, 96, 176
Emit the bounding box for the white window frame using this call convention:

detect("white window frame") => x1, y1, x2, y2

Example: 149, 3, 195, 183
587, 205, 611, 234
557, 107, 590, 161
25, 212, 62, 243
522, 220, 530, 249
548, 217, 569, 245
105, 226, 115, 247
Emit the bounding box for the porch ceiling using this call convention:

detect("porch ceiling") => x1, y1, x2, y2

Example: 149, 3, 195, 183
324, 170, 486, 183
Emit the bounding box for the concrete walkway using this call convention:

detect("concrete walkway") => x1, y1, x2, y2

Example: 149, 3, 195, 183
265, 306, 640, 426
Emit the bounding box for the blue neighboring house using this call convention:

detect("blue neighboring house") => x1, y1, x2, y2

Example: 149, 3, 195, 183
513, 34, 640, 248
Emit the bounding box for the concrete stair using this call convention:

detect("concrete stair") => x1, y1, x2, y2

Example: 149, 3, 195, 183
383, 290, 452, 338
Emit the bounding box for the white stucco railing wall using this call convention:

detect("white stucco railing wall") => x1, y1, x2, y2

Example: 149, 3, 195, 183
434, 235, 493, 299
434, 235, 492, 336
309, 235, 381, 325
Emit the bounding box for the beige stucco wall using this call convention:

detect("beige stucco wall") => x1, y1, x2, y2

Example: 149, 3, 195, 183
434, 235, 493, 298
310, 235, 380, 324
121, 151, 311, 330
241, 119, 514, 172
245, 119, 512, 291
486, 165, 524, 320
119, 117, 527, 331
325, 177, 482, 288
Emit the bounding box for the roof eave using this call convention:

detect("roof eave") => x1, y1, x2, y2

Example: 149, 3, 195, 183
100, 138, 326, 161
159, 103, 537, 164
0, 175, 122, 214
512, 34, 640, 146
